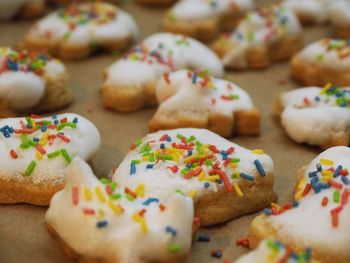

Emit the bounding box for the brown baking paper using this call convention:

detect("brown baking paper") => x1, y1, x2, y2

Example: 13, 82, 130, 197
0, 1, 334, 262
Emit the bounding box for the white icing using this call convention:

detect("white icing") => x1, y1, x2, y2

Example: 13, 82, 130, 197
281, 87, 350, 147
282, 0, 331, 23
154, 69, 254, 118
27, 2, 139, 46
105, 33, 224, 87
220, 6, 301, 68
46, 158, 194, 262
268, 146, 350, 258
0, 113, 101, 185
294, 39, 350, 72
113, 128, 274, 201
169, 0, 253, 21
329, 1, 350, 25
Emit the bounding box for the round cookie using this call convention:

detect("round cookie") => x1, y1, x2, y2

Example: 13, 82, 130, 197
0, 48, 71, 116
149, 69, 261, 138
46, 157, 193, 263
112, 128, 276, 226
277, 86, 350, 148
23, 2, 139, 59
329, 0, 350, 39
291, 38, 350, 87
0, 0, 45, 20
212, 5, 303, 69
163, 0, 254, 41
250, 146, 350, 263
0, 113, 101, 205
102, 33, 224, 112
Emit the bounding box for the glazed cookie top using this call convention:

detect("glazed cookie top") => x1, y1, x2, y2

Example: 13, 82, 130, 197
235, 239, 313, 263
155, 69, 254, 116
263, 146, 350, 256
294, 38, 350, 71
105, 33, 224, 87
46, 158, 193, 262
0, 48, 66, 111
0, 113, 100, 185
166, 0, 254, 21
113, 128, 273, 201
217, 5, 301, 68
282, 0, 331, 23
281, 85, 350, 146
27, 2, 139, 45
329, 1, 350, 25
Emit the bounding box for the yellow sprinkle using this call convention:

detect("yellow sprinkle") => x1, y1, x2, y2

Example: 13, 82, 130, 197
321, 83, 332, 94
271, 203, 280, 209
95, 186, 106, 203
321, 170, 332, 176
132, 214, 148, 233
230, 162, 238, 169
294, 190, 303, 201
108, 201, 123, 215
233, 183, 243, 197
142, 156, 149, 162
135, 184, 145, 197
204, 175, 220, 182
320, 158, 334, 166
98, 209, 105, 218
36, 152, 43, 160
184, 156, 195, 163
198, 172, 206, 181
252, 149, 264, 155
189, 190, 197, 198
84, 187, 92, 201
321, 175, 333, 182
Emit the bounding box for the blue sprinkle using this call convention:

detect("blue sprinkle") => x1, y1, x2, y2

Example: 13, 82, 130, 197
292, 201, 299, 207
240, 172, 255, 181
130, 162, 136, 175
96, 220, 108, 228
166, 136, 172, 142
334, 165, 343, 177
263, 208, 272, 215
52, 114, 58, 119
54, 119, 59, 125
27, 124, 32, 129
72, 117, 78, 123
197, 234, 210, 242
310, 177, 320, 193
222, 155, 227, 161
146, 163, 154, 169
9, 127, 14, 133
160, 143, 165, 149
216, 179, 222, 184
290, 253, 298, 260
142, 197, 159, 206
165, 226, 177, 237
220, 150, 227, 156
316, 163, 322, 172
254, 159, 266, 176
341, 176, 350, 185
33, 137, 40, 142
188, 150, 192, 156
186, 163, 192, 169
315, 96, 320, 101
305, 247, 312, 260
192, 73, 197, 84
318, 183, 330, 189
308, 171, 318, 178
204, 182, 210, 188
41, 124, 47, 132
7, 59, 18, 70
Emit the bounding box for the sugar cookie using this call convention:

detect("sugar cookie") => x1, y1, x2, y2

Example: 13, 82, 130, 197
149, 70, 260, 138
102, 33, 224, 112
250, 146, 350, 263
0, 0, 45, 20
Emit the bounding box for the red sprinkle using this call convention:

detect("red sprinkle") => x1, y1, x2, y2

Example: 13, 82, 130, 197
105, 185, 113, 196
125, 187, 137, 199
57, 133, 70, 143
159, 134, 169, 141
83, 208, 95, 215
10, 149, 18, 159
302, 183, 312, 197
328, 179, 343, 190
72, 187, 79, 206
159, 204, 166, 211
163, 73, 171, 84
208, 145, 220, 153
236, 237, 250, 248
35, 145, 46, 155
167, 165, 179, 173
217, 170, 233, 192
322, 196, 328, 207
226, 147, 235, 154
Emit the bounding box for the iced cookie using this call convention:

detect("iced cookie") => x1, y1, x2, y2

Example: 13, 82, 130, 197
282, 0, 331, 25
235, 239, 317, 263
0, 113, 101, 205
277, 86, 350, 149
102, 33, 224, 112
0, 0, 45, 21
329, 1, 350, 39
250, 146, 350, 263
46, 158, 193, 263
291, 38, 350, 87
212, 5, 303, 69
23, 2, 139, 59
112, 128, 276, 226
149, 70, 260, 138
0, 48, 71, 116
163, 0, 254, 41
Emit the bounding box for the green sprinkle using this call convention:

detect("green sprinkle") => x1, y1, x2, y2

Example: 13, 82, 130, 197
231, 158, 240, 163
25, 116, 33, 127
24, 160, 36, 176
181, 167, 190, 175
110, 193, 121, 200
20, 135, 30, 149
61, 149, 72, 163
63, 32, 71, 40
316, 54, 324, 61
100, 178, 109, 184
125, 193, 134, 201
204, 160, 213, 166
175, 189, 184, 195
168, 243, 181, 253
56, 122, 77, 131
140, 144, 151, 153
132, 160, 141, 164
266, 240, 280, 251
187, 135, 196, 143
47, 150, 61, 159
333, 190, 340, 203
109, 182, 117, 192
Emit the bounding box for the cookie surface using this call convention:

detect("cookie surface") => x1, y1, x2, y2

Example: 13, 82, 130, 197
46, 157, 194, 263
250, 146, 350, 263
0, 113, 101, 205
212, 5, 303, 69
23, 2, 139, 59
278, 86, 350, 148
291, 38, 350, 87
0, 48, 71, 116
149, 69, 260, 137
113, 128, 276, 226
102, 33, 224, 112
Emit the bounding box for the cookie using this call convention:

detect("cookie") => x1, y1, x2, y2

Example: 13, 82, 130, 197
46, 157, 193, 263
0, 48, 72, 117
249, 146, 350, 263
0, 0, 45, 20
235, 239, 317, 263
329, 1, 350, 39
102, 33, 224, 112
212, 5, 303, 69
136, 0, 177, 7
112, 128, 276, 226
282, 0, 330, 25
163, 0, 254, 41
23, 2, 139, 59
277, 86, 350, 149
149, 70, 260, 138
0, 113, 101, 206
291, 38, 350, 87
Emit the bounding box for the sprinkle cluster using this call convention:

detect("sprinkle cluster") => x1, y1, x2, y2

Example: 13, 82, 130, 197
0, 48, 50, 76
71, 178, 181, 254
316, 38, 350, 61
0, 114, 78, 177
129, 132, 267, 198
